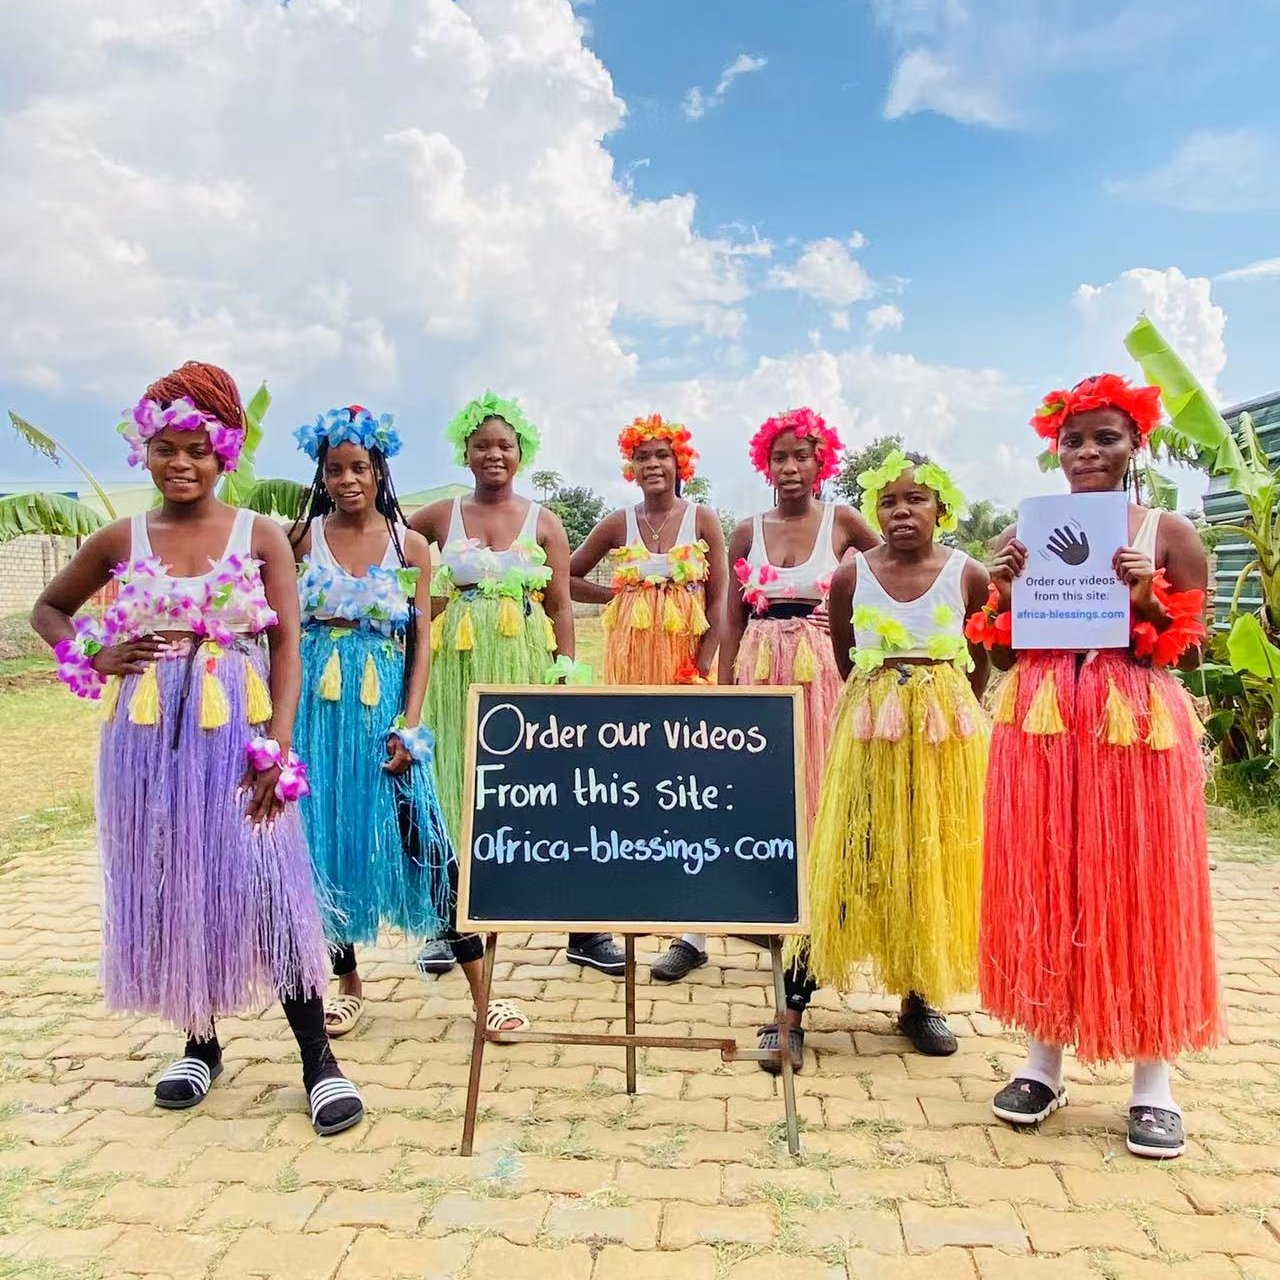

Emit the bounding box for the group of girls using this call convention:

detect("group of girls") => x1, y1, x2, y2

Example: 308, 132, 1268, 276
35, 361, 1220, 1159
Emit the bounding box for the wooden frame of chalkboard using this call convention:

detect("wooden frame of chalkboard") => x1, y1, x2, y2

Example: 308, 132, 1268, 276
457, 684, 808, 934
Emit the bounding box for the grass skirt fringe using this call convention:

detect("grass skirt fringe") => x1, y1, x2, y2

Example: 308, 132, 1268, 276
425, 592, 554, 841
603, 583, 708, 685
735, 617, 841, 831
295, 625, 452, 948
801, 664, 987, 1002
980, 651, 1222, 1063
97, 644, 329, 1036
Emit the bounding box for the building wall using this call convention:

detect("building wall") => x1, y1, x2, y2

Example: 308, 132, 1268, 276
0, 535, 77, 616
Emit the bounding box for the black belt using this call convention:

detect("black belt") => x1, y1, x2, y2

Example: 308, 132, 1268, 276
170, 635, 251, 750
758, 601, 818, 620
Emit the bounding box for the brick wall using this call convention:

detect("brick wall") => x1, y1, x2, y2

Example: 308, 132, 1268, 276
0, 535, 76, 616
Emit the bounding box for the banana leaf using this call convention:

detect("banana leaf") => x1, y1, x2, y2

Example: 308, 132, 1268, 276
8, 411, 118, 518
241, 477, 310, 521
218, 381, 271, 507
0, 491, 105, 543
1227, 613, 1280, 683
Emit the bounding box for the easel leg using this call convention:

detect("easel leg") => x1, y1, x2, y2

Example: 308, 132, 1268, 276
460, 933, 497, 1156
624, 935, 637, 1095
770, 937, 800, 1156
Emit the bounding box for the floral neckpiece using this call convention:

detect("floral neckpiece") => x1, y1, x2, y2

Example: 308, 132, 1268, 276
852, 603, 972, 673
433, 536, 553, 599
297, 559, 420, 635
611, 539, 709, 590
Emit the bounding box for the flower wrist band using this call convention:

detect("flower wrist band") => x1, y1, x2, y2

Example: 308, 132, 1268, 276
55, 618, 109, 700
543, 655, 593, 685
388, 718, 436, 765
245, 736, 310, 802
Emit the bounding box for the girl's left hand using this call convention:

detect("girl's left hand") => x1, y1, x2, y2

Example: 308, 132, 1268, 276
1113, 546, 1158, 611
241, 763, 284, 828
384, 736, 413, 776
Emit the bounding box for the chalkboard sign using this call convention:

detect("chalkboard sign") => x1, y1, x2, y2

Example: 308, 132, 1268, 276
458, 686, 806, 934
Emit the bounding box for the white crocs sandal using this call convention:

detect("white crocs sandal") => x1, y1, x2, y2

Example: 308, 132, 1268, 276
485, 999, 530, 1034
309, 1075, 365, 1136
154, 1057, 222, 1110
324, 993, 365, 1038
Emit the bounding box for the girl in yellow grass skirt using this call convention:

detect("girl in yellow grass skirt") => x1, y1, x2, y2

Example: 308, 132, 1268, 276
769, 450, 991, 1070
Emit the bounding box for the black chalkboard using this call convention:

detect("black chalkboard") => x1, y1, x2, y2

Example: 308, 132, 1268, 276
458, 686, 806, 933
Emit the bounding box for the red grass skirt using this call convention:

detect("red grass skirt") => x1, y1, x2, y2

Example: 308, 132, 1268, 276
980, 651, 1222, 1063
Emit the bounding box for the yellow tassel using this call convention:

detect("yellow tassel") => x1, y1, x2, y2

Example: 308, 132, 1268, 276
753, 637, 773, 682
992, 668, 1019, 725
360, 653, 380, 707
690, 595, 709, 637
1146, 687, 1178, 751
200, 665, 230, 730
496, 596, 522, 638
662, 594, 684, 634
601, 596, 620, 632
1022, 669, 1065, 736
431, 611, 445, 654
792, 634, 817, 684
455, 608, 475, 652
1101, 678, 1138, 747
1187, 698, 1207, 740
631, 595, 652, 631
318, 647, 342, 700
102, 677, 122, 723
128, 663, 160, 725
543, 614, 557, 652
244, 665, 272, 724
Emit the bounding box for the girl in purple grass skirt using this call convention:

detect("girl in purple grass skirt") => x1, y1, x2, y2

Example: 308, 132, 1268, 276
32, 360, 364, 1136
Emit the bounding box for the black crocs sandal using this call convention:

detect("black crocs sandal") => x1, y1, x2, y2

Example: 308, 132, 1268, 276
309, 1074, 365, 1136
566, 934, 626, 976
757, 1023, 805, 1075
992, 1077, 1068, 1126
154, 1056, 223, 1110
1127, 1106, 1185, 1159
898, 994, 958, 1057
650, 939, 708, 983
416, 939, 456, 975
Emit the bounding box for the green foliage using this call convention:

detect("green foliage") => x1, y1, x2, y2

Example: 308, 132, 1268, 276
217, 381, 270, 506
949, 498, 1015, 559
683, 475, 712, 504
546, 484, 606, 549
7, 411, 118, 519
240, 478, 310, 521
0, 492, 105, 543
832, 434, 902, 507
530, 469, 564, 501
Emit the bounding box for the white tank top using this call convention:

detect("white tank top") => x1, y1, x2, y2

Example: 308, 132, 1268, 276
1133, 507, 1160, 559
622, 501, 700, 579
440, 497, 542, 587
850, 548, 967, 659
746, 502, 840, 601
309, 517, 407, 575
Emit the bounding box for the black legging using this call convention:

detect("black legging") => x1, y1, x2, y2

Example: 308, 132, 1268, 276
189, 988, 336, 1089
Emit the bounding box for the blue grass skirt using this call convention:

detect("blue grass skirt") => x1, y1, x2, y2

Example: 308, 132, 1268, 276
295, 623, 453, 946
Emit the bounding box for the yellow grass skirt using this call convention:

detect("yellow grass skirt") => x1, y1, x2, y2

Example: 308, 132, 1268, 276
602, 582, 710, 685
800, 662, 988, 1003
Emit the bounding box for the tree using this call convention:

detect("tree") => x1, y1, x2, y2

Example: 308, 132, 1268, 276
683, 476, 712, 504
832, 434, 903, 507
531, 470, 564, 502
716, 507, 738, 544
546, 484, 606, 549
952, 498, 1015, 559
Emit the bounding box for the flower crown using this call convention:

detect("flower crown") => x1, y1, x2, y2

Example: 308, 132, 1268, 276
1031, 373, 1163, 454
619, 415, 698, 483
294, 405, 401, 461
445, 392, 540, 471
748, 407, 843, 492
120, 397, 245, 472
857, 448, 966, 539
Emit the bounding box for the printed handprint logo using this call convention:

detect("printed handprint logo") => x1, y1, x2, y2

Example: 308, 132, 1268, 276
1044, 522, 1090, 566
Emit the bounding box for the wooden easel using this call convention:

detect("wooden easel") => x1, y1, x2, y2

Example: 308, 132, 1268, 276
459, 933, 801, 1156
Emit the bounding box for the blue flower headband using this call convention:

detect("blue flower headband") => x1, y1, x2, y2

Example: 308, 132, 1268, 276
294, 405, 402, 461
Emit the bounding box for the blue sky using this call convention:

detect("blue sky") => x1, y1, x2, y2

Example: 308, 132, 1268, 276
1, 0, 1277, 511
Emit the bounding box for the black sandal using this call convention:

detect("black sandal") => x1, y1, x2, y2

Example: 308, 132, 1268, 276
309, 1074, 365, 1136
154, 1057, 223, 1110
757, 1023, 805, 1075
992, 1077, 1068, 1126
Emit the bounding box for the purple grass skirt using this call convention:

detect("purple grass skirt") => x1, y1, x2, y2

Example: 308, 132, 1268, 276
96, 640, 330, 1035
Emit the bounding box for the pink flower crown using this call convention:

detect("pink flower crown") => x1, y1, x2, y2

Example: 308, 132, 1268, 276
748, 407, 843, 492
121, 397, 245, 472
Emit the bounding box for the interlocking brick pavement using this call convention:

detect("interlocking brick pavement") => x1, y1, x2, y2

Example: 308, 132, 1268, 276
0, 836, 1277, 1278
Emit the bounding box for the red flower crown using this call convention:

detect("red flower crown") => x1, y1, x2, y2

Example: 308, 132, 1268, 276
748, 407, 844, 491
1031, 373, 1163, 454
619, 415, 698, 483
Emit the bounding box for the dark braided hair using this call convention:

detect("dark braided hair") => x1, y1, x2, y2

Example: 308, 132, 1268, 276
289, 410, 418, 713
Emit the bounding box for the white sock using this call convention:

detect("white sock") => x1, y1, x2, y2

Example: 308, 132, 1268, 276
679, 933, 706, 952
1017, 1037, 1064, 1092
1130, 1059, 1180, 1116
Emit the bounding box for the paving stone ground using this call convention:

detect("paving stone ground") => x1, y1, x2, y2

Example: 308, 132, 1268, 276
0, 835, 1277, 1279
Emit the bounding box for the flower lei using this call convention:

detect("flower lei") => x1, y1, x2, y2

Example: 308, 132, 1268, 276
852, 603, 972, 674
963, 585, 1012, 651
120, 397, 245, 472
294, 405, 401, 460
619, 415, 698, 483
388, 716, 435, 765
245, 737, 310, 802
612, 540, 709, 590
543, 655, 593, 685
857, 449, 966, 539
674, 658, 710, 685
733, 558, 833, 616
54, 616, 110, 700
1131, 570, 1206, 667
298, 561, 419, 635
748, 407, 843, 492
446, 392, 540, 471
431, 537, 552, 600
1031, 373, 1162, 454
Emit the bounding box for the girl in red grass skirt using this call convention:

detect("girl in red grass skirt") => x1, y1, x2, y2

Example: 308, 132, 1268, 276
971, 374, 1221, 1160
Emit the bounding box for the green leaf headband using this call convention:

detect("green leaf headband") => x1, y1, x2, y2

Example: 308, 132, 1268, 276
857, 448, 966, 539
445, 391, 541, 472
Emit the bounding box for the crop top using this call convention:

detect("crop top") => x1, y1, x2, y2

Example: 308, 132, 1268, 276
850, 548, 967, 663
611, 501, 708, 589
433, 497, 551, 597
736, 502, 840, 614
297, 518, 418, 634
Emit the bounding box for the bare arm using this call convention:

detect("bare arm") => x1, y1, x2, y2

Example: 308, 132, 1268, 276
717, 519, 753, 686
827, 561, 856, 682
695, 506, 728, 678
568, 510, 625, 606
833, 505, 882, 557
409, 500, 451, 619
539, 507, 576, 661
1132, 512, 1209, 673
401, 530, 434, 724
962, 557, 992, 698
986, 522, 1024, 673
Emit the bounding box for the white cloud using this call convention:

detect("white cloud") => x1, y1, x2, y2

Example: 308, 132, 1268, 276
830, 310, 851, 332
883, 48, 1015, 127
682, 52, 768, 121
867, 304, 904, 334
1217, 257, 1280, 283
768, 237, 875, 307
1072, 266, 1226, 402
1107, 130, 1280, 212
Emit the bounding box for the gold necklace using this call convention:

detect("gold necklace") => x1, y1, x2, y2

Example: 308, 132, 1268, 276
638, 502, 677, 549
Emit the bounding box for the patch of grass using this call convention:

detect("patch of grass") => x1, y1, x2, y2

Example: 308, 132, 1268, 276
514, 1121, 604, 1162
272, 1166, 301, 1194
3, 790, 96, 858
0, 1261, 103, 1280
638, 1126, 688, 1169
1207, 783, 1280, 856
1087, 1250, 1120, 1280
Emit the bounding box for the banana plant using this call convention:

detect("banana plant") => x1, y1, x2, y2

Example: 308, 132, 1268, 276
8, 410, 118, 521
0, 490, 104, 543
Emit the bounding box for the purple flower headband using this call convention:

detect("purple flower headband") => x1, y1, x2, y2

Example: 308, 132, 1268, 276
120, 397, 245, 472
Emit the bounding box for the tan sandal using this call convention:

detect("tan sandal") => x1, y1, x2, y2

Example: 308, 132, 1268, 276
324, 994, 365, 1038
485, 999, 530, 1034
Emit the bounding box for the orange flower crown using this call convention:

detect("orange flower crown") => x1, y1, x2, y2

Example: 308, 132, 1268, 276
1031, 373, 1163, 454
619, 415, 698, 483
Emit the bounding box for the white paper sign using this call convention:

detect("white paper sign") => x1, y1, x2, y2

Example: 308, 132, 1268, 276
1012, 492, 1130, 650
